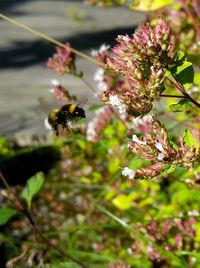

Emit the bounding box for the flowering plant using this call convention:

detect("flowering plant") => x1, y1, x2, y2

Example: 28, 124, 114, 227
2, 1, 200, 267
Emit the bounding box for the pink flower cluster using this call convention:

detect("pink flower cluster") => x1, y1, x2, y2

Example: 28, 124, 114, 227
146, 215, 197, 263
105, 19, 175, 116
123, 119, 198, 180
47, 42, 76, 75
50, 79, 76, 103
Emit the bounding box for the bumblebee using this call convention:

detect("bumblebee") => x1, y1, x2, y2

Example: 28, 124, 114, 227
45, 104, 86, 136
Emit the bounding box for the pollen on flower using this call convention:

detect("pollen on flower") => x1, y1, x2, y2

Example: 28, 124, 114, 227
122, 167, 136, 180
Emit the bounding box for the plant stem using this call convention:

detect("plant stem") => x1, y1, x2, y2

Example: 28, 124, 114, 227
159, 94, 185, 98
0, 171, 88, 268
169, 76, 200, 109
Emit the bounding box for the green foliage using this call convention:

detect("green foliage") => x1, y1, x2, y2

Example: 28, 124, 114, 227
2, 1, 200, 267
169, 99, 192, 112
183, 129, 199, 151
166, 52, 194, 90
22, 172, 44, 210
0, 207, 18, 225
0, 136, 14, 159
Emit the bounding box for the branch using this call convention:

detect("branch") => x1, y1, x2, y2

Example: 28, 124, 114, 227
168, 76, 200, 109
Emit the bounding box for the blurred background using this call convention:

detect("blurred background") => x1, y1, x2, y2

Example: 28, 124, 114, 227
0, 0, 144, 138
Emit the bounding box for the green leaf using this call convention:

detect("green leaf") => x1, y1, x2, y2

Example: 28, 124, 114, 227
0, 207, 18, 225
167, 58, 194, 90
169, 99, 192, 112
194, 73, 200, 86
128, 157, 144, 169
112, 194, 132, 210
108, 157, 120, 174
183, 129, 199, 151
22, 172, 44, 210
162, 164, 176, 175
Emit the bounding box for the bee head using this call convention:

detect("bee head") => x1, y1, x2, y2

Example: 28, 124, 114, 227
74, 106, 86, 118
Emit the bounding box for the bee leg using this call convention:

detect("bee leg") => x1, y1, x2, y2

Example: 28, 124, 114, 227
54, 126, 59, 136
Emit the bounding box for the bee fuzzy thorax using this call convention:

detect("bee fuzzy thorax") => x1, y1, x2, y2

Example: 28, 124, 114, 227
69, 104, 76, 114
45, 103, 86, 136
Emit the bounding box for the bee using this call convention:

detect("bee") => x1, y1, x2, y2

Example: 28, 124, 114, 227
44, 103, 86, 136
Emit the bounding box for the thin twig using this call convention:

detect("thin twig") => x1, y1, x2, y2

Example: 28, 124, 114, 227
169, 76, 200, 109
0, 171, 88, 268
159, 94, 185, 99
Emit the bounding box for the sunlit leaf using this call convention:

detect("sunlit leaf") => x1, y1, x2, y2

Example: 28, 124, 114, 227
130, 0, 173, 11
108, 157, 120, 173
183, 129, 199, 151
22, 172, 44, 210
194, 73, 200, 86
167, 57, 194, 90
112, 194, 132, 210
0, 207, 18, 225
169, 99, 192, 112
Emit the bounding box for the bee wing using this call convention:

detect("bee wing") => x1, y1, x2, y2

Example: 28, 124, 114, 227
38, 97, 54, 114
78, 98, 88, 108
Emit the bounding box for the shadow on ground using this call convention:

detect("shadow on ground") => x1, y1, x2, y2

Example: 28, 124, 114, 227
0, 26, 136, 69
0, 0, 30, 13
0, 0, 82, 13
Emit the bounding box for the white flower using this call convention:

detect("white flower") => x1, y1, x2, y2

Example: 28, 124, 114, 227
99, 43, 110, 53
150, 66, 162, 75
51, 79, 60, 86
188, 210, 200, 217
132, 134, 147, 145
122, 167, 136, 180
122, 35, 129, 42
91, 49, 98, 57
94, 68, 104, 82
132, 114, 153, 126
97, 81, 108, 92
147, 40, 153, 47
93, 68, 108, 96
91, 44, 110, 56
86, 121, 96, 141
109, 95, 126, 115
155, 142, 164, 152
157, 153, 165, 161
109, 95, 121, 106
